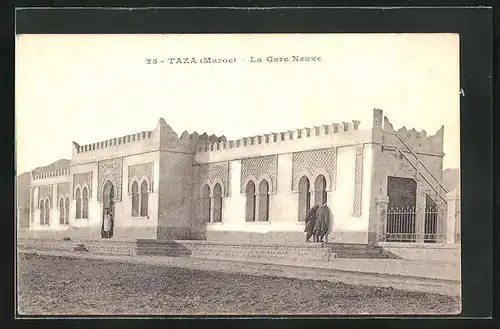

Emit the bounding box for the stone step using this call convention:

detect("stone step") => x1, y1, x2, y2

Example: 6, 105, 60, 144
135, 240, 334, 262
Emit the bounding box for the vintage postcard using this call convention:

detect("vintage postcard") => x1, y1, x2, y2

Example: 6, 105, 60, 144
16, 33, 461, 316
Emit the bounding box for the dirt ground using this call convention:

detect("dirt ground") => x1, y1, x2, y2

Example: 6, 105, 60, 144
17, 253, 460, 316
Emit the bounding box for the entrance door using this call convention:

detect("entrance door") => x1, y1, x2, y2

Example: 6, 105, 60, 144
101, 180, 115, 238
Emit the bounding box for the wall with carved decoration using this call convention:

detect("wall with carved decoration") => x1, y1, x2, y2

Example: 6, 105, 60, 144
29, 172, 72, 231
67, 162, 98, 232
38, 185, 53, 208
128, 162, 154, 193
97, 158, 123, 202
197, 161, 230, 197
240, 155, 278, 194
203, 144, 375, 244
353, 145, 364, 217
291, 147, 337, 191
73, 172, 92, 198
30, 182, 73, 232
112, 152, 160, 240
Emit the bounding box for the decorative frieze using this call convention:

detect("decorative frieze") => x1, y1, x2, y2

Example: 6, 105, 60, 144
38, 185, 53, 208
128, 162, 154, 192
73, 172, 93, 198
240, 155, 278, 194
98, 158, 123, 201
198, 162, 230, 197
57, 183, 70, 201
292, 147, 337, 191
353, 145, 364, 216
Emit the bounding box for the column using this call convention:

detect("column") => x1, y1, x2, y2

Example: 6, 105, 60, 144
375, 196, 389, 242
209, 196, 215, 223
51, 184, 58, 228
254, 192, 260, 222
311, 189, 319, 207
438, 200, 448, 243
415, 184, 426, 243
446, 194, 456, 244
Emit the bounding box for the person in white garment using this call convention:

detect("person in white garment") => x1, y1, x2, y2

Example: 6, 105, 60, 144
103, 207, 113, 238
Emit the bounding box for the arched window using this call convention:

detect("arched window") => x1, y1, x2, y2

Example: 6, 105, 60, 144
75, 188, 81, 219
64, 197, 70, 225
258, 180, 270, 222
213, 183, 222, 222
39, 200, 44, 225
298, 176, 311, 221
44, 199, 50, 225
245, 181, 256, 222
314, 175, 327, 206
131, 181, 139, 217
82, 187, 89, 219
140, 180, 148, 217
202, 184, 211, 222
59, 198, 65, 225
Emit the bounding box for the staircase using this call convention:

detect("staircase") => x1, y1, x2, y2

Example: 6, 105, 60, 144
391, 132, 448, 204
134, 240, 395, 260
135, 240, 335, 262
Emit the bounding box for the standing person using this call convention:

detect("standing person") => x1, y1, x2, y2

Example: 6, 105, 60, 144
103, 207, 113, 238
314, 203, 330, 243
304, 204, 319, 242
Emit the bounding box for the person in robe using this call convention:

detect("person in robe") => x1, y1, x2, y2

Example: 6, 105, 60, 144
304, 204, 319, 242
103, 207, 113, 238
314, 203, 330, 243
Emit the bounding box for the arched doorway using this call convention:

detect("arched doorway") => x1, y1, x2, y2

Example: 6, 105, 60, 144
101, 180, 115, 238
314, 175, 327, 206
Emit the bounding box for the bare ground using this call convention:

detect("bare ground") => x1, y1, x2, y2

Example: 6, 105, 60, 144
17, 253, 460, 316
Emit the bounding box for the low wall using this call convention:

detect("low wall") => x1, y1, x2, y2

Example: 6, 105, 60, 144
17, 237, 74, 252
377, 242, 461, 262
17, 227, 99, 240
17, 236, 138, 256
18, 226, 159, 241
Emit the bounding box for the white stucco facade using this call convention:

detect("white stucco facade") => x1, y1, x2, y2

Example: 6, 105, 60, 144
25, 108, 455, 245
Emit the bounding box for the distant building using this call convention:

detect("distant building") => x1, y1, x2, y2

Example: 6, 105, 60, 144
26, 109, 454, 245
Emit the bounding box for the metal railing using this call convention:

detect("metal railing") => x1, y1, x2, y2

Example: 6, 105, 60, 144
384, 206, 445, 243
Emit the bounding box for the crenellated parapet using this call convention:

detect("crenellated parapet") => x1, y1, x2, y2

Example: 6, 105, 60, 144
382, 115, 444, 155
71, 118, 227, 163
72, 131, 154, 155
194, 120, 363, 155
32, 168, 71, 180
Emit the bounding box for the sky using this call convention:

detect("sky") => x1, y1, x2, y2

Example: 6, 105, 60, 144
15, 33, 460, 174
